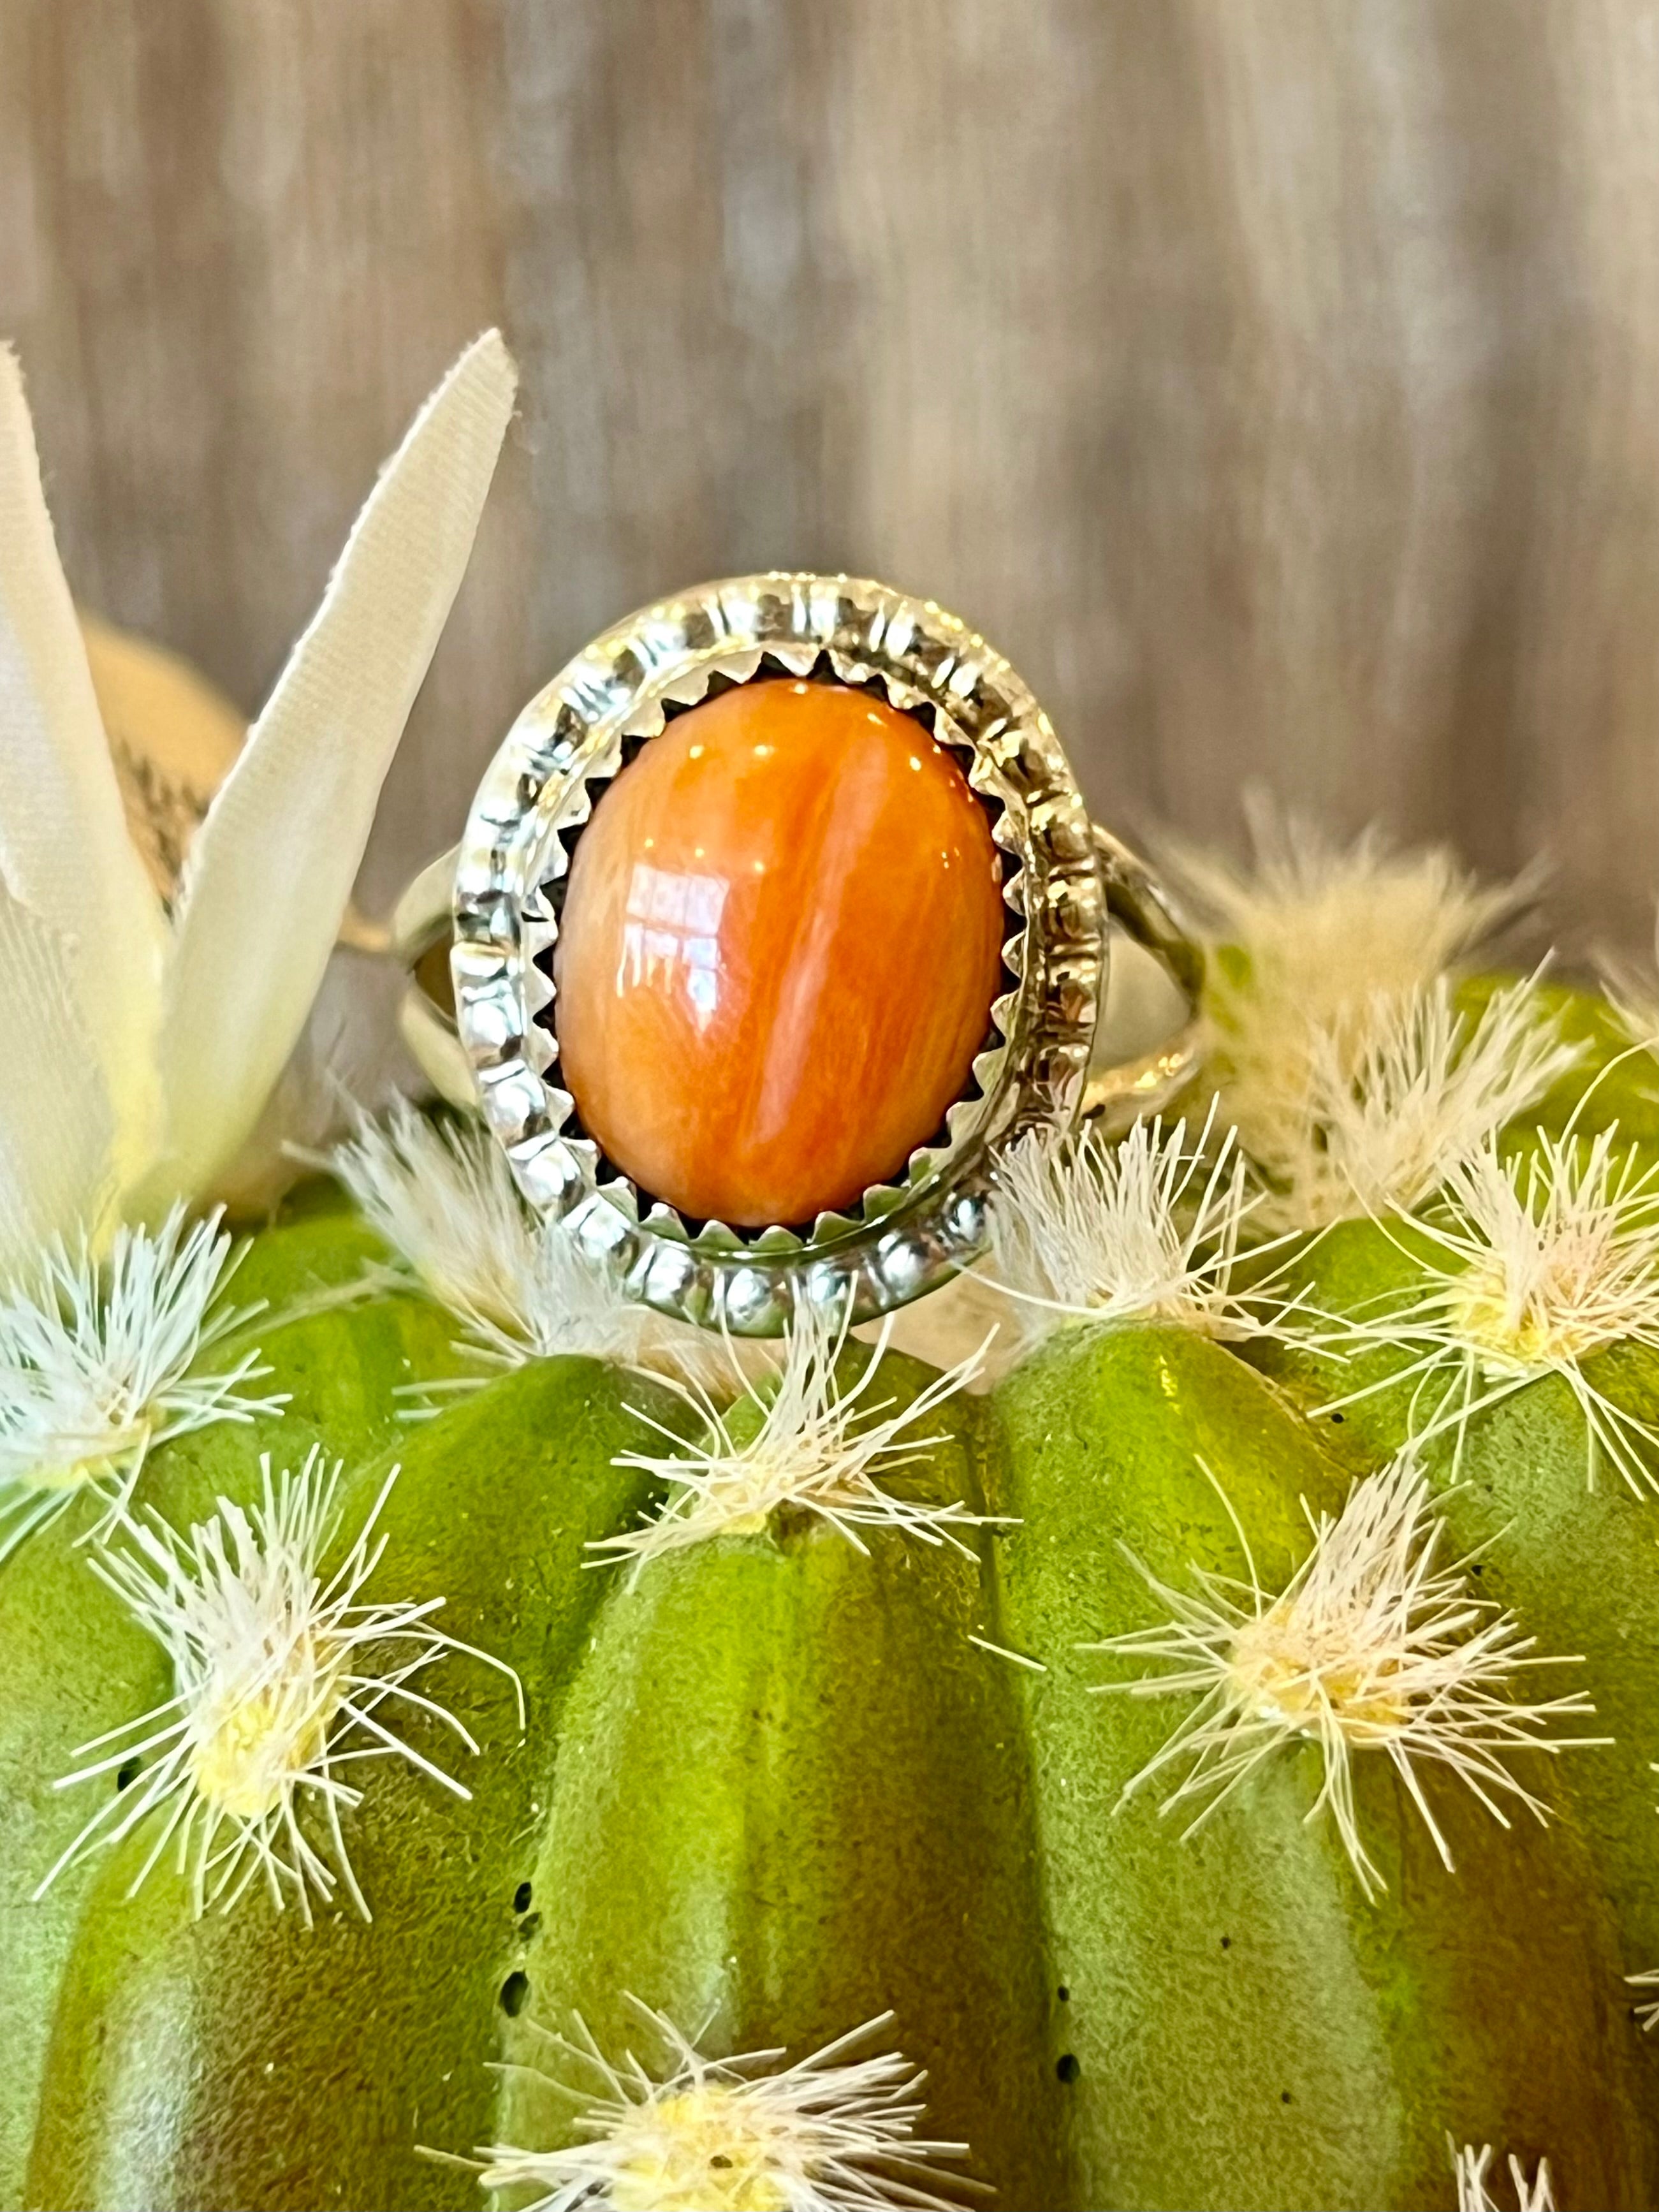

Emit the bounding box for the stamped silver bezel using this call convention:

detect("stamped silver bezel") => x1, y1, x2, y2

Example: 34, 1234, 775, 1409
451, 573, 1105, 1332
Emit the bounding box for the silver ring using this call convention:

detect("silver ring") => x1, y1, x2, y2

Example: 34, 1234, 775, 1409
393, 573, 1202, 1333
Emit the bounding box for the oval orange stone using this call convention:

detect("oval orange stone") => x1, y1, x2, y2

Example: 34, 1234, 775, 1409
553, 678, 1005, 1226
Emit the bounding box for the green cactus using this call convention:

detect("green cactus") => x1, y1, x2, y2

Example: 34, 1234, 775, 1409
989, 1321, 1653, 2209
11, 881, 1659, 2208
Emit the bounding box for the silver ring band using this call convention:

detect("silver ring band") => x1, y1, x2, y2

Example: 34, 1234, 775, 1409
394, 830, 1205, 1125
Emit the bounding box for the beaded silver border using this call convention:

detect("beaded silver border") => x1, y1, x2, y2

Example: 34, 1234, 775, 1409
451, 573, 1105, 1332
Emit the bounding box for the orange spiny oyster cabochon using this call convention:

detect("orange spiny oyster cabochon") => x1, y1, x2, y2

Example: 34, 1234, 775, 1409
552, 678, 1007, 1227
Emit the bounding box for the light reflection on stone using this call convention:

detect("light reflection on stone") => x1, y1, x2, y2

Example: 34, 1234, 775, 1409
617, 864, 727, 1025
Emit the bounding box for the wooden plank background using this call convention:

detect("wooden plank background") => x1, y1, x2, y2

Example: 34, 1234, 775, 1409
3, 0, 1658, 951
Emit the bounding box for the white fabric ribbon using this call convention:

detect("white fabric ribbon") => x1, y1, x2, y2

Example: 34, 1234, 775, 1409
0, 330, 517, 1273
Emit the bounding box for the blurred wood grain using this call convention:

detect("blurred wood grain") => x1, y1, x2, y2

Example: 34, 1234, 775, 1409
3, 0, 1658, 949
